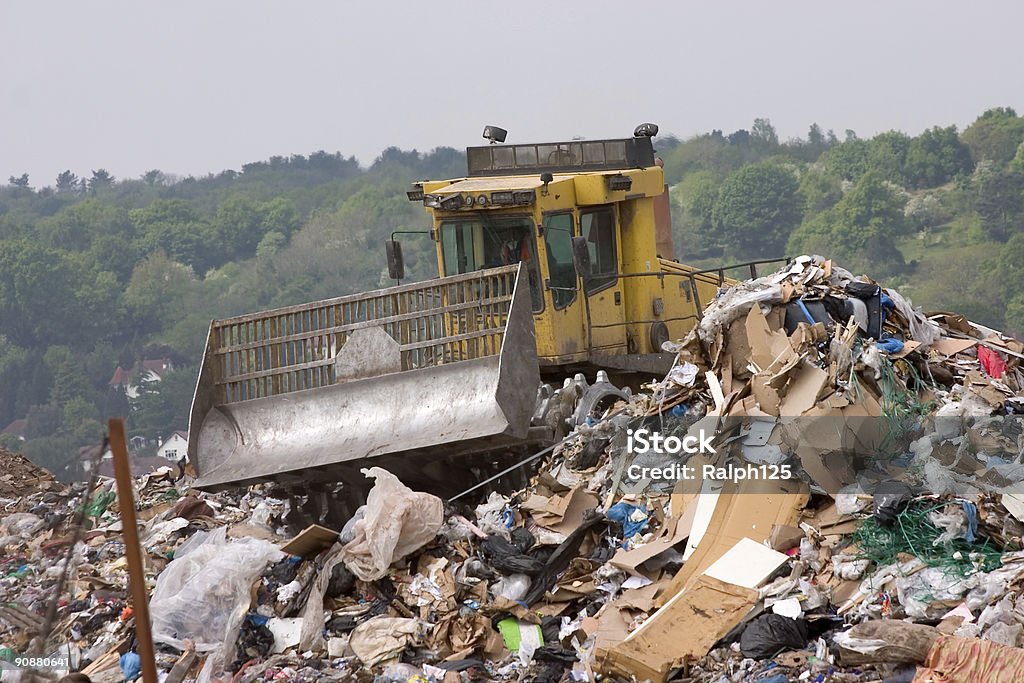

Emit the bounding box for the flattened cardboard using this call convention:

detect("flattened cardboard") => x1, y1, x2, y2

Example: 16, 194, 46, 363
280, 524, 339, 557
931, 337, 977, 357
599, 575, 758, 683
660, 478, 808, 607
746, 305, 775, 371
778, 363, 829, 416
703, 537, 789, 588
609, 515, 690, 576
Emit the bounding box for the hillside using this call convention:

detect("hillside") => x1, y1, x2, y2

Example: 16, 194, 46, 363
2, 107, 1024, 477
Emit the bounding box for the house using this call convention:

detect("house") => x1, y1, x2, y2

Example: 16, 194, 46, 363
157, 431, 188, 461
1, 418, 27, 441
80, 443, 112, 474
109, 359, 174, 399
97, 456, 177, 479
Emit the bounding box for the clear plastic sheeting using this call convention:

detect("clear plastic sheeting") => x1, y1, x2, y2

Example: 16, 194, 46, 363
340, 467, 444, 582
149, 526, 284, 653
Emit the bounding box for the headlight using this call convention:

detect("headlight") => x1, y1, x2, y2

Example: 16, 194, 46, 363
464, 194, 475, 207
477, 194, 488, 207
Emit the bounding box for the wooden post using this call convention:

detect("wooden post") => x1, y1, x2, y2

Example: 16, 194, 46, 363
109, 418, 158, 683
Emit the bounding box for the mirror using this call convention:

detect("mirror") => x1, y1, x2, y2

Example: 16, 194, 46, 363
385, 240, 405, 280
570, 236, 591, 278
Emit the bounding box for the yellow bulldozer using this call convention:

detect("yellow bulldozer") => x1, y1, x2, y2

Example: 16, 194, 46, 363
187, 124, 782, 504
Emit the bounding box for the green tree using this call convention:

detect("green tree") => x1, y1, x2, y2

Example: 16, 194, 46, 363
975, 168, 1024, 241
44, 346, 92, 408
904, 126, 972, 188
88, 169, 114, 193
712, 163, 803, 257
123, 252, 198, 334
130, 368, 197, 440
799, 169, 843, 216
674, 171, 720, 228
55, 170, 80, 194
788, 171, 907, 274
824, 139, 872, 181
962, 107, 1024, 165
867, 131, 911, 185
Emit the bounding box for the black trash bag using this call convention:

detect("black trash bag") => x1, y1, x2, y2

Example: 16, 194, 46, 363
873, 481, 914, 526
845, 281, 881, 299
436, 659, 486, 672
739, 614, 809, 659
266, 557, 300, 585
510, 527, 536, 554
534, 645, 578, 663
540, 615, 562, 644
233, 618, 275, 668
481, 535, 546, 576
522, 511, 605, 605
578, 437, 611, 470
326, 563, 356, 598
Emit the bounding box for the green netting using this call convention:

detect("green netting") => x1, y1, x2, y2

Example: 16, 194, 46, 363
852, 501, 1003, 576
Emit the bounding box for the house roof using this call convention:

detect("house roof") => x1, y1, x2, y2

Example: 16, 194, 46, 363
98, 456, 174, 477
109, 359, 173, 386
1, 418, 27, 437
172, 430, 189, 441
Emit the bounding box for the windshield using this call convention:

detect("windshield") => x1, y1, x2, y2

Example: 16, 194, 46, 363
440, 216, 544, 311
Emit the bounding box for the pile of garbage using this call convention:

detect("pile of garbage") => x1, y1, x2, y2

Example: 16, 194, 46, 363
0, 447, 64, 503
6, 254, 1024, 682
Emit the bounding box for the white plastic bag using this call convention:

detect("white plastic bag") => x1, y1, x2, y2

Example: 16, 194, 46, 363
149, 526, 284, 653
340, 467, 444, 581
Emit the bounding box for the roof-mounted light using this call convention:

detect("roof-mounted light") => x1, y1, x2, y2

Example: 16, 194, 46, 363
634, 123, 659, 138
482, 125, 508, 144
607, 174, 632, 191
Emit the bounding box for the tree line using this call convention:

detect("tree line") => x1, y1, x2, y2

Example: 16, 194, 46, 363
2, 107, 1024, 476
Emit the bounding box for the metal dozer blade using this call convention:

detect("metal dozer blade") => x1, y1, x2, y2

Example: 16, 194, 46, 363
187, 264, 546, 497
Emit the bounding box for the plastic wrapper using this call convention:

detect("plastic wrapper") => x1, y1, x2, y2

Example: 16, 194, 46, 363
493, 574, 531, 601
338, 505, 366, 545
696, 280, 785, 345
149, 526, 285, 654
896, 567, 971, 619
474, 492, 513, 540
872, 481, 913, 526
1, 512, 44, 537
834, 484, 869, 515
929, 505, 969, 546
340, 467, 444, 582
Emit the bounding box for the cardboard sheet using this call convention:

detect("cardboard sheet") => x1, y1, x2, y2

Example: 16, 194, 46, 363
280, 524, 339, 557
599, 575, 758, 683
778, 363, 829, 416
702, 537, 789, 588
931, 337, 978, 357
609, 515, 691, 576
661, 478, 809, 607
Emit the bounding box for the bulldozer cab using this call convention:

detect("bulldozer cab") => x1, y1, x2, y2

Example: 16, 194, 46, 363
412, 133, 725, 374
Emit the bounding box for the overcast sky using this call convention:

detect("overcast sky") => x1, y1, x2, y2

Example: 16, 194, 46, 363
2, 1, 1021, 186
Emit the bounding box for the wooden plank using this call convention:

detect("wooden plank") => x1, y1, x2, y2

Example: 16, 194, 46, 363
110, 419, 158, 683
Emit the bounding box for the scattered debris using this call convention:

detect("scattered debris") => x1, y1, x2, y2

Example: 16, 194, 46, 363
5, 254, 1024, 682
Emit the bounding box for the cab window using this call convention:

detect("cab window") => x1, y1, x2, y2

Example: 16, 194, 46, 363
580, 208, 617, 293
440, 216, 544, 312
543, 213, 577, 309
